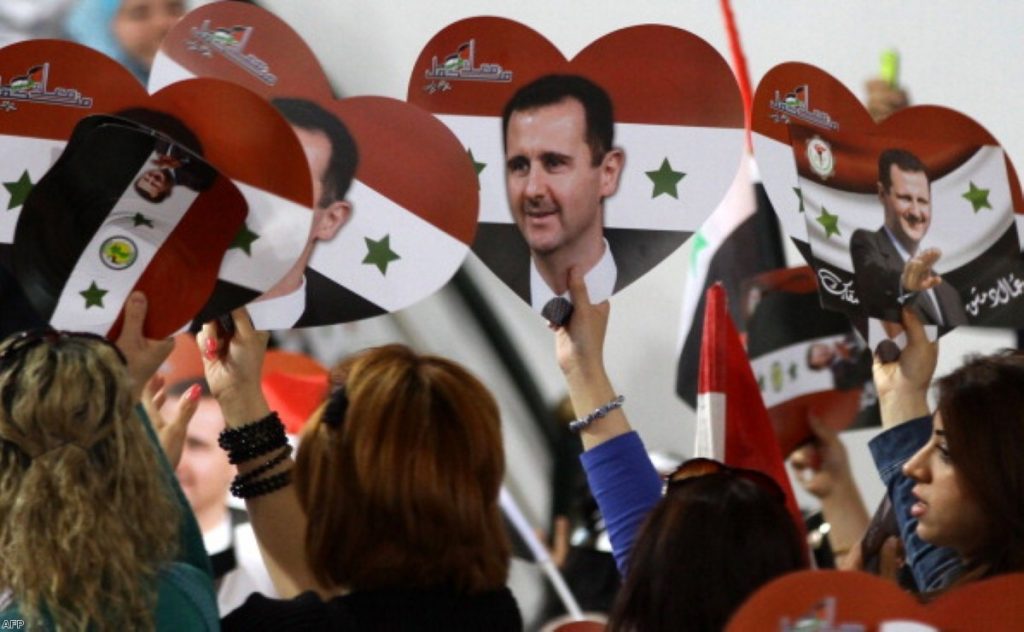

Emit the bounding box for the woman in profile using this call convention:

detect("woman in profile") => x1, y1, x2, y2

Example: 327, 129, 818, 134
202, 310, 521, 630
0, 323, 216, 630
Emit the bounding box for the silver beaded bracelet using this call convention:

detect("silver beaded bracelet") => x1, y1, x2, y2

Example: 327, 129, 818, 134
569, 395, 625, 433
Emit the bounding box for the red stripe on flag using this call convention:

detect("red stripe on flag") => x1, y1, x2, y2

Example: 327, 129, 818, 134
698, 283, 806, 538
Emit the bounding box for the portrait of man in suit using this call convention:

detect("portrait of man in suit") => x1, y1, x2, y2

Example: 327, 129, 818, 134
850, 148, 968, 327
500, 74, 625, 311
133, 141, 216, 202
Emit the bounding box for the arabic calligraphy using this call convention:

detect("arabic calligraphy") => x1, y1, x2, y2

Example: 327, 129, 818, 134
0, 63, 93, 111
817, 268, 858, 305
965, 273, 1024, 317
424, 39, 513, 86
769, 84, 839, 130
187, 20, 277, 86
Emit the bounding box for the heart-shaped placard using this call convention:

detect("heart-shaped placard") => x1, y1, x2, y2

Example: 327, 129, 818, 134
727, 570, 1024, 631
753, 64, 1024, 330
0, 39, 314, 338
408, 17, 744, 312
151, 2, 480, 330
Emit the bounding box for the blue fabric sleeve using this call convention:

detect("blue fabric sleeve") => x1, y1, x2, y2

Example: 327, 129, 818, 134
579, 431, 663, 576
869, 416, 962, 591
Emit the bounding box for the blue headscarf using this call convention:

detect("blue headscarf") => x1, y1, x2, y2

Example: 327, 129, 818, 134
64, 0, 148, 84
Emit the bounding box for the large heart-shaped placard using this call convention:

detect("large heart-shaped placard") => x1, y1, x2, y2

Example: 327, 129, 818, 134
150, 2, 479, 330
727, 570, 1024, 631
0, 39, 314, 338
753, 64, 1024, 329
408, 17, 744, 312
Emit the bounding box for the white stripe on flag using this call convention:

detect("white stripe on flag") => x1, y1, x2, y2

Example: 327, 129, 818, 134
694, 391, 725, 460
676, 158, 754, 353
749, 335, 845, 408
216, 183, 311, 292
49, 154, 201, 334
752, 132, 806, 242
436, 113, 744, 231
0, 137, 66, 243
308, 178, 469, 311
148, 50, 195, 92
803, 146, 1014, 273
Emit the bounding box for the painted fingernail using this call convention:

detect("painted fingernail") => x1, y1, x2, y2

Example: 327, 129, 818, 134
186, 384, 201, 402
204, 337, 218, 360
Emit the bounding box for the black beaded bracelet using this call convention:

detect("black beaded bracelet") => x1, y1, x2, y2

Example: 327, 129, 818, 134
230, 469, 292, 499
219, 412, 288, 464
232, 444, 293, 487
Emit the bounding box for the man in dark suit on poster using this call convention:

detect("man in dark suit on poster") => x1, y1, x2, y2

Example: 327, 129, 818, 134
850, 148, 968, 327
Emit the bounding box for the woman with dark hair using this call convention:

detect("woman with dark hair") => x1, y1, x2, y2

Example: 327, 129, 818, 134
200, 310, 521, 630
870, 307, 1024, 592
0, 293, 217, 631
552, 270, 806, 631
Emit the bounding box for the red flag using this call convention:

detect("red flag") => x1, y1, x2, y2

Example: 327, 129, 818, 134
695, 283, 805, 535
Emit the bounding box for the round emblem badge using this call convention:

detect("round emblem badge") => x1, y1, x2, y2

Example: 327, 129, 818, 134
806, 136, 835, 180
100, 236, 138, 270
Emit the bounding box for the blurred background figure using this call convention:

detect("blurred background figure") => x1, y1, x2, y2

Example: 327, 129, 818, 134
0, 0, 76, 47
65, 0, 185, 82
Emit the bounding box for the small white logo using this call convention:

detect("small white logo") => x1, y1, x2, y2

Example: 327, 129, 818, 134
806, 136, 835, 180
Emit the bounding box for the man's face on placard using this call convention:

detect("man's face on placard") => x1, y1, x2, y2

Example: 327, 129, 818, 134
880, 164, 931, 254
135, 168, 171, 199
504, 98, 620, 258
293, 125, 346, 244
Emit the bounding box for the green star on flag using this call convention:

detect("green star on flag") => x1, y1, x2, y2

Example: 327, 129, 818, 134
363, 234, 400, 275
80, 281, 108, 309
757, 375, 766, 391
689, 231, 708, 269
132, 212, 154, 228
794, 187, 805, 213
467, 148, 486, 191
3, 170, 33, 210
789, 362, 798, 380
229, 223, 260, 256
645, 158, 686, 199
816, 206, 841, 238
962, 181, 992, 213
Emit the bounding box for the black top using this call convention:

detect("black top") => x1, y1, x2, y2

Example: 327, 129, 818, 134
222, 585, 522, 631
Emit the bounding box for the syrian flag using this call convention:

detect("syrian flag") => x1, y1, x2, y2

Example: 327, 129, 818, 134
675, 156, 787, 406
744, 266, 878, 456
789, 123, 1024, 327
694, 283, 805, 535
13, 118, 246, 338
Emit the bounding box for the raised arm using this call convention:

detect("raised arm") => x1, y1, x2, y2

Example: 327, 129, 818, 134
554, 269, 661, 574
198, 309, 321, 598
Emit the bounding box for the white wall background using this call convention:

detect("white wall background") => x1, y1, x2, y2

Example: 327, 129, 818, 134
241, 0, 1020, 601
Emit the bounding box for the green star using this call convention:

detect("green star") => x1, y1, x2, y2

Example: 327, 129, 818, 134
80, 281, 108, 309
689, 231, 708, 269
363, 234, 400, 275
794, 187, 805, 213
816, 206, 841, 238
132, 212, 154, 228
757, 374, 765, 391
789, 362, 798, 380
645, 158, 686, 199
467, 148, 486, 191
962, 181, 992, 213
3, 170, 33, 210
229, 223, 260, 256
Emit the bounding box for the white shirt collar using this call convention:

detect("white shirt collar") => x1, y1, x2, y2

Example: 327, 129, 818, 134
247, 275, 307, 329
203, 513, 232, 554
530, 238, 617, 311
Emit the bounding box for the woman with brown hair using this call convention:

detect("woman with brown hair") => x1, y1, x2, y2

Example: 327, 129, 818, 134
0, 293, 217, 631
870, 307, 1024, 592
202, 310, 520, 630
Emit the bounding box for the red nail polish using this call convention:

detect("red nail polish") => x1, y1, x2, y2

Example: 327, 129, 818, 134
204, 337, 217, 360
187, 384, 201, 401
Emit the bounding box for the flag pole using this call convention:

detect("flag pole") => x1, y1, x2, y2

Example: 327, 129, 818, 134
499, 487, 584, 621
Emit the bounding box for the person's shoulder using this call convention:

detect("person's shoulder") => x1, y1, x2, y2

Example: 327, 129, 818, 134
222, 591, 340, 632
156, 562, 219, 631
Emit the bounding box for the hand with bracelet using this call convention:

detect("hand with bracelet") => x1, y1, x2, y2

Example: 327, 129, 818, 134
197, 308, 318, 597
